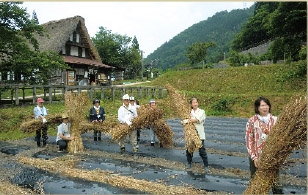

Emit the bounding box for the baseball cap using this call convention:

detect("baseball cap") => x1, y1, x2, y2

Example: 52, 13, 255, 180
129, 96, 135, 101
122, 94, 130, 100
37, 98, 44, 103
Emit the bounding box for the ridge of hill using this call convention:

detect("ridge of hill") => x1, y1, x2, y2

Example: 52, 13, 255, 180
145, 5, 255, 70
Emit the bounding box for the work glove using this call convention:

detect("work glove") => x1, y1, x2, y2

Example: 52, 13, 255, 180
42, 118, 47, 124
126, 121, 132, 126
181, 119, 189, 125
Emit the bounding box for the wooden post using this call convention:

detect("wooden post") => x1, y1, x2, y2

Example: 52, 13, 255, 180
62, 86, 66, 100
112, 87, 115, 101
139, 87, 142, 98
11, 89, 13, 103
131, 88, 134, 97
44, 88, 47, 99
147, 88, 150, 97
154, 88, 157, 98
15, 86, 19, 105
33, 87, 37, 104
54, 88, 56, 99
159, 88, 163, 98
49, 86, 52, 103
101, 87, 104, 100
122, 88, 125, 96
22, 88, 25, 102
78, 87, 81, 95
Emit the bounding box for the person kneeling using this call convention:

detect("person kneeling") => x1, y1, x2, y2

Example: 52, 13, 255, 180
56, 114, 74, 152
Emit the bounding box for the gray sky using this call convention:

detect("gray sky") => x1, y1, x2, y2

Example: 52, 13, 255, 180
23, 1, 254, 57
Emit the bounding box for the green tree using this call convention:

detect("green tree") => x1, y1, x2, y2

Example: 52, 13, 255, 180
32, 10, 39, 24
0, 2, 67, 84
186, 42, 216, 68
92, 27, 142, 79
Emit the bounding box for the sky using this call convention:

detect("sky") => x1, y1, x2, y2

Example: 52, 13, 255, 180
23, 1, 255, 57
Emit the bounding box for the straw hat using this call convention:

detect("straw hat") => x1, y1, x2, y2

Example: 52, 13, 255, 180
62, 114, 69, 119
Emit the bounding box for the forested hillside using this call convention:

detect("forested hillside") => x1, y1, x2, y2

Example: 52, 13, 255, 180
145, 5, 254, 70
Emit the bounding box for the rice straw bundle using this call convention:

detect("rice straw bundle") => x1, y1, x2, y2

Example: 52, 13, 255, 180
150, 119, 174, 148
79, 120, 118, 134
65, 92, 89, 154
110, 106, 163, 140
20, 114, 62, 133
244, 96, 307, 194
165, 84, 202, 154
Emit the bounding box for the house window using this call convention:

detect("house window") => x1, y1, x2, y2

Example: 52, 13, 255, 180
82, 48, 85, 57
70, 46, 78, 56
70, 34, 73, 41
62, 46, 66, 55
76, 33, 80, 43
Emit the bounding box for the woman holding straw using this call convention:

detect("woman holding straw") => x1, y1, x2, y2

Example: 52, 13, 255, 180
129, 96, 141, 143
245, 97, 283, 194
33, 97, 48, 147
182, 98, 209, 172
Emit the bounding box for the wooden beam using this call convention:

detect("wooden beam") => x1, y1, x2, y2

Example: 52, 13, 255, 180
15, 86, 19, 105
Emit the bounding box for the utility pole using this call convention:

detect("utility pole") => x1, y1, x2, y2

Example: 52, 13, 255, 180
140, 50, 144, 81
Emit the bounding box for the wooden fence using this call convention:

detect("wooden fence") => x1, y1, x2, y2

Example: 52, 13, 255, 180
0, 84, 166, 105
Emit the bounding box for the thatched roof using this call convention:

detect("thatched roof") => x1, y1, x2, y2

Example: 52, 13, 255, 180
35, 15, 102, 63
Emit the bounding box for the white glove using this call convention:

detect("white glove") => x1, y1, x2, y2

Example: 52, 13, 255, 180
126, 121, 132, 126
42, 118, 47, 124
181, 119, 189, 125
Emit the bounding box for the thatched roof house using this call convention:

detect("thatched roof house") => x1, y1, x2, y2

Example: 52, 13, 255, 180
37, 16, 115, 86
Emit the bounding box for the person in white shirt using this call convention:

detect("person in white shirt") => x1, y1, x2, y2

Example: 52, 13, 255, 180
33, 97, 48, 147
148, 99, 159, 146
129, 96, 141, 143
182, 98, 209, 172
56, 114, 74, 152
118, 94, 138, 153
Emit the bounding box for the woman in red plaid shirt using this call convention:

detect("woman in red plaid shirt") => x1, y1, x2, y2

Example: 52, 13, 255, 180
245, 97, 283, 194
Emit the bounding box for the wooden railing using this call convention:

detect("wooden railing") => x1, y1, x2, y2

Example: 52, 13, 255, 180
0, 84, 166, 105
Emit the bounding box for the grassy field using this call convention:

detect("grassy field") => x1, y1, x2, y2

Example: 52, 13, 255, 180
0, 61, 306, 141
136, 61, 306, 117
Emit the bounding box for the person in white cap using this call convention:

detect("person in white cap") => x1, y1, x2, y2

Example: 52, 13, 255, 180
33, 97, 48, 147
118, 94, 138, 153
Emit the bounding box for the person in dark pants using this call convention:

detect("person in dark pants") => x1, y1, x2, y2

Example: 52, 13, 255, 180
130, 97, 141, 143
182, 98, 209, 172
245, 97, 283, 194
89, 99, 105, 141
56, 114, 74, 152
33, 98, 48, 147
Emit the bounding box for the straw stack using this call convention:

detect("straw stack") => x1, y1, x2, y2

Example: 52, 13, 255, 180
244, 96, 307, 194
79, 120, 118, 134
110, 106, 163, 140
65, 92, 89, 154
165, 84, 202, 154
20, 114, 62, 133
151, 119, 174, 148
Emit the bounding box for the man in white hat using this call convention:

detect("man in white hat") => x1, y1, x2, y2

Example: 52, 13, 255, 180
117, 94, 138, 153
56, 114, 74, 152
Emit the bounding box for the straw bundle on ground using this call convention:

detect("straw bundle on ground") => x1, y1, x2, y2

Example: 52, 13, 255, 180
19, 156, 207, 194
110, 106, 163, 140
20, 114, 62, 133
151, 119, 174, 148
244, 96, 307, 194
65, 92, 89, 154
79, 120, 118, 134
165, 84, 202, 154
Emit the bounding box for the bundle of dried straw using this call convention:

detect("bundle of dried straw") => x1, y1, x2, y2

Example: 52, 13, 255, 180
20, 114, 62, 133
151, 119, 174, 148
78, 120, 118, 134
110, 105, 164, 140
244, 96, 307, 194
165, 84, 201, 154
65, 92, 89, 154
